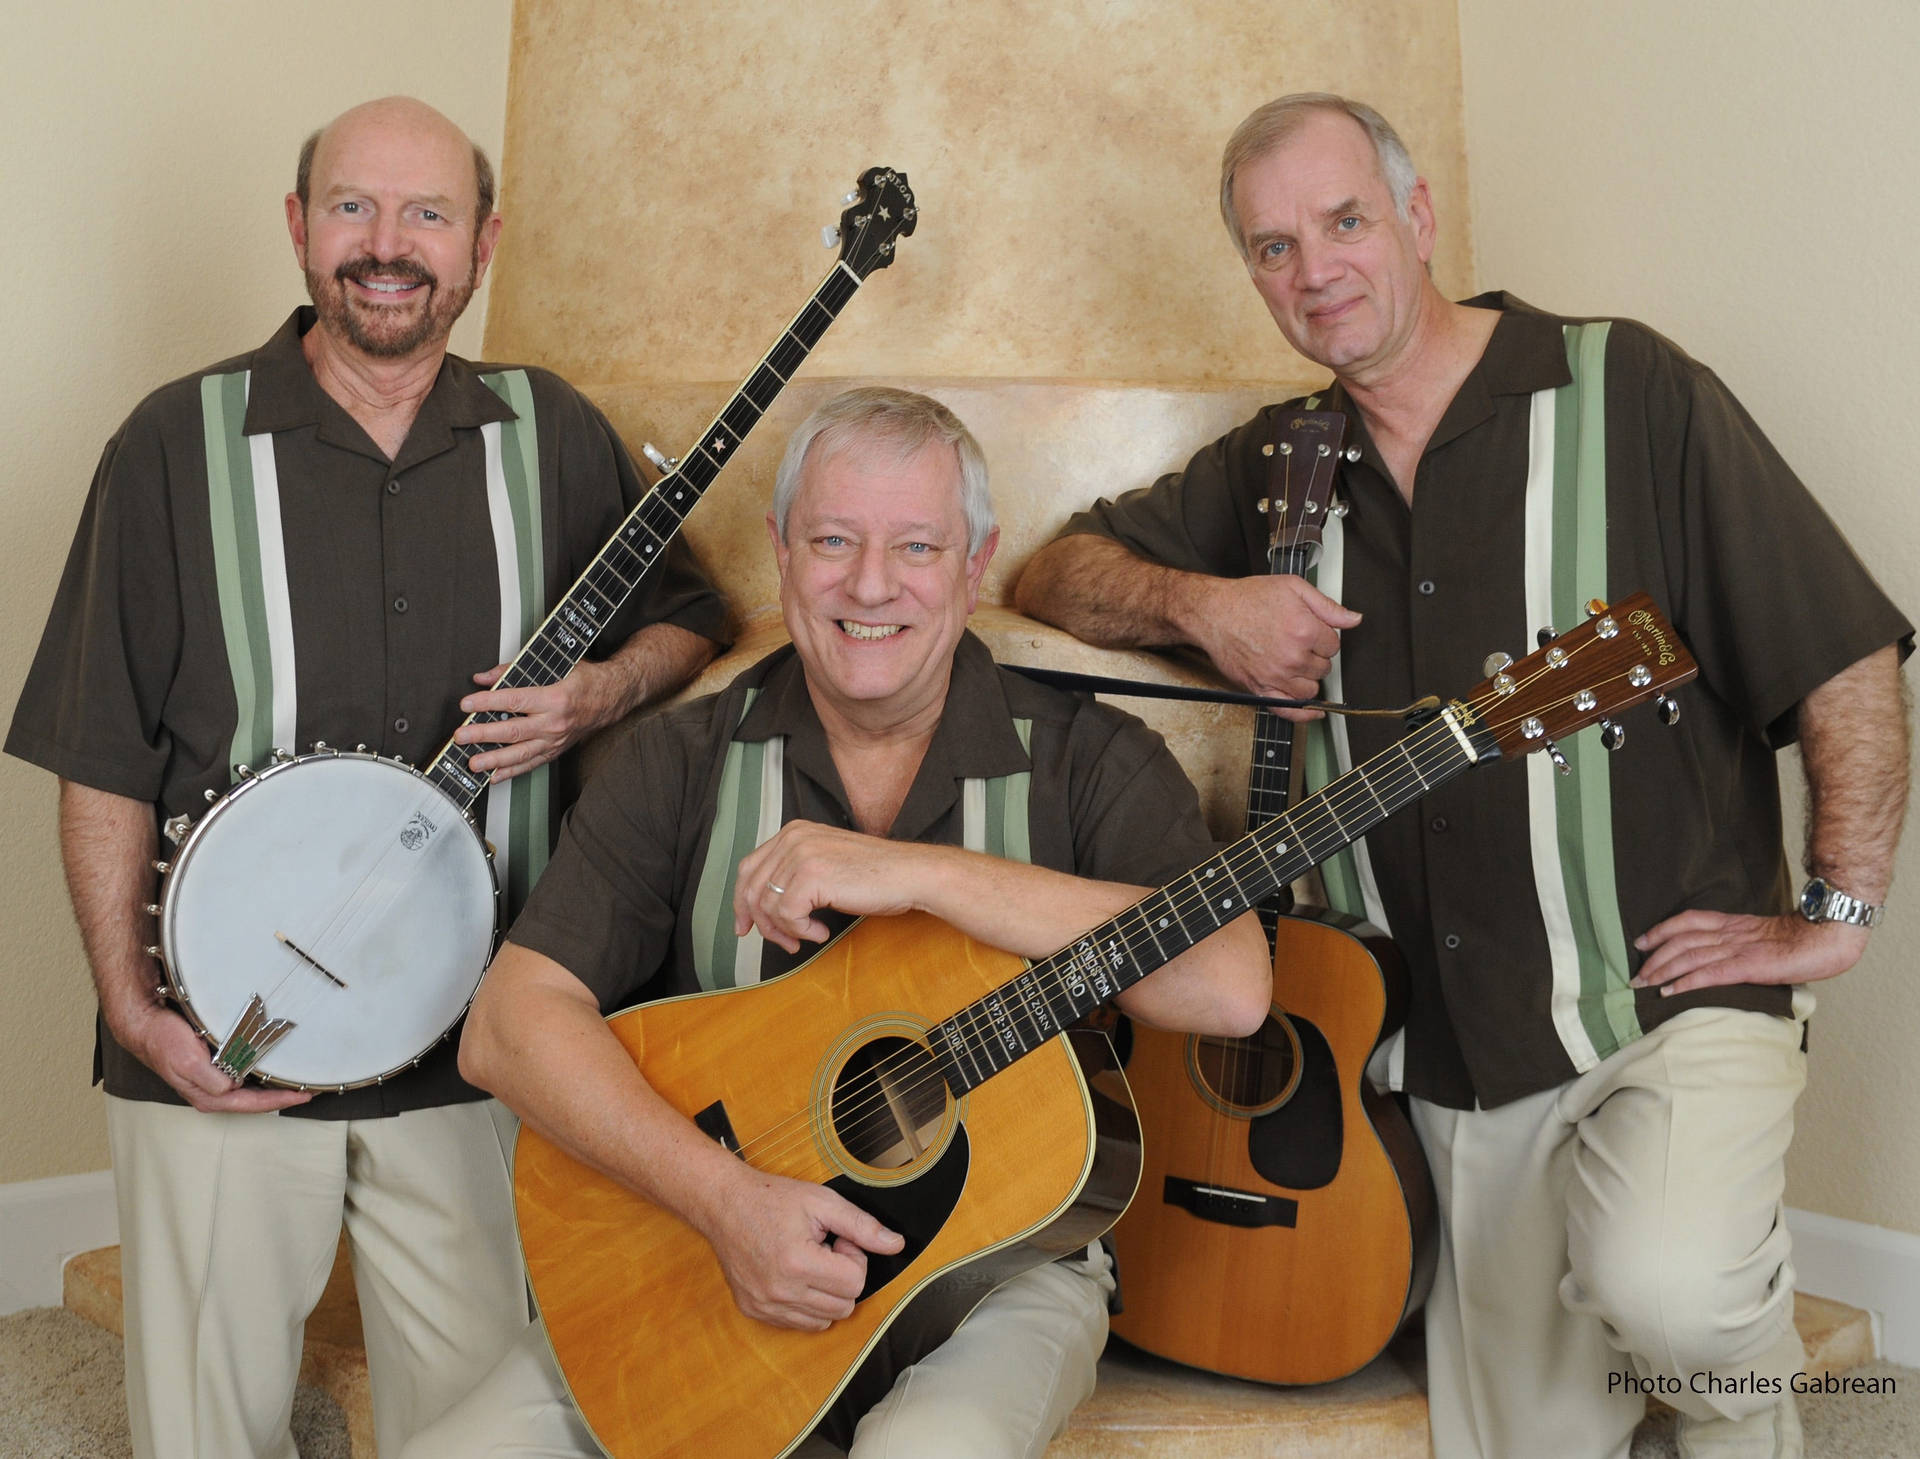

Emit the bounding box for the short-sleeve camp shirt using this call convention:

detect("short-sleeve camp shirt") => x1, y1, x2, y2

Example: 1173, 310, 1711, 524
7, 308, 730, 1117
1057, 293, 1911, 1108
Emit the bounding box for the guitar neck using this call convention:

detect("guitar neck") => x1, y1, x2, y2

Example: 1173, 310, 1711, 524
929, 705, 1492, 1097
424, 261, 868, 812
1245, 541, 1312, 932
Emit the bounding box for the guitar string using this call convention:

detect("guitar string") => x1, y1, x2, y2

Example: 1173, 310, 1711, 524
722, 710, 1472, 1181
716, 640, 1638, 1179
720, 640, 1629, 1178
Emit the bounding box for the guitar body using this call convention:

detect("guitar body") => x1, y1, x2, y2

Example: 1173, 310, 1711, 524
1110, 908, 1434, 1383
514, 909, 1141, 1459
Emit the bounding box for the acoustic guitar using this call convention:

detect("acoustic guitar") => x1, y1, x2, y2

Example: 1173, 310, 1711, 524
514, 595, 1696, 1459
1110, 409, 1437, 1385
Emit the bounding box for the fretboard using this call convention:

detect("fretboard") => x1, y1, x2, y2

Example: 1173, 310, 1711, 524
423, 261, 867, 812
1244, 541, 1312, 936
928, 704, 1492, 1097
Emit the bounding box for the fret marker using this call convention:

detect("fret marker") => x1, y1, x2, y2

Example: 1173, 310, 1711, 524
1222, 898, 1233, 909
1274, 842, 1287, 853
1158, 917, 1170, 929
711, 437, 729, 453
1205, 868, 1216, 878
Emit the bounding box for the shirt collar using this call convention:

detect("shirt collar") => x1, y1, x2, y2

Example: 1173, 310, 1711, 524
1321, 291, 1574, 458
240, 307, 518, 468
735, 630, 1033, 841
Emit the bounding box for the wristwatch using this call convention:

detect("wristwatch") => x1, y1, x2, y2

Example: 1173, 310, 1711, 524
1798, 877, 1885, 928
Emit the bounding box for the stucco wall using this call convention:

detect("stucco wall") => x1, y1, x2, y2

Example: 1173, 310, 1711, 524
486, 0, 1474, 386
0, 3, 512, 1183
1458, 0, 1920, 1233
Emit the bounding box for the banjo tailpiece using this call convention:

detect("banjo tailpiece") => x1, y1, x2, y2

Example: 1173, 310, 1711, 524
213, 994, 297, 1081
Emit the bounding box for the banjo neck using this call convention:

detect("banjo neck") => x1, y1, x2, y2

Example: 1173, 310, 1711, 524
421, 169, 918, 815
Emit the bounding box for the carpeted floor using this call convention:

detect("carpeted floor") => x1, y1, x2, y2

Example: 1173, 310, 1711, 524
0, 1308, 348, 1459
4, 1303, 1917, 1457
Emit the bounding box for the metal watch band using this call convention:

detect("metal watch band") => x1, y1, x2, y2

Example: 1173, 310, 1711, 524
1801, 877, 1885, 928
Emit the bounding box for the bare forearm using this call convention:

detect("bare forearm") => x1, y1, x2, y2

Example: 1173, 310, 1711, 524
601, 621, 719, 720
57, 780, 161, 1033
1800, 643, 1910, 899
461, 945, 748, 1232
743, 832, 1269, 1036
1015, 536, 1214, 651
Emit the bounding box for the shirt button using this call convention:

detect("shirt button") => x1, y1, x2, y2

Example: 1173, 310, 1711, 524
393, 596, 409, 614
1443, 933, 1462, 950
1417, 579, 1437, 596
1430, 816, 1449, 833
393, 717, 410, 735
386, 479, 401, 496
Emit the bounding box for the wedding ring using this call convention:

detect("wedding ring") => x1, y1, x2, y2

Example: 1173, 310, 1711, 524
768, 882, 788, 896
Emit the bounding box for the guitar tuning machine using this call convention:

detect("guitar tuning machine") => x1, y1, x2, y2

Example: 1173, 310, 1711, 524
1344, 446, 1361, 462
843, 190, 861, 205
641, 442, 681, 474
1655, 693, 1682, 727
820, 226, 841, 250
1482, 651, 1513, 677
1598, 720, 1627, 751
1543, 738, 1572, 776
1536, 625, 1558, 647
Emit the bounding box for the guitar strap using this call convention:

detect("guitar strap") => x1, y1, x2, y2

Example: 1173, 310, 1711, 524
200, 367, 552, 918
1303, 322, 1648, 1084
688, 692, 1035, 991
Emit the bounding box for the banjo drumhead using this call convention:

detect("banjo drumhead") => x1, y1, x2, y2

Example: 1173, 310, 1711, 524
161, 754, 498, 1088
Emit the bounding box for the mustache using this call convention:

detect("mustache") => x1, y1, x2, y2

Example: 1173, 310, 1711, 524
335, 256, 437, 289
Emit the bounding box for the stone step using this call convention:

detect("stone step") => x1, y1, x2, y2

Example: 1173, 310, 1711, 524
65, 1243, 1874, 1459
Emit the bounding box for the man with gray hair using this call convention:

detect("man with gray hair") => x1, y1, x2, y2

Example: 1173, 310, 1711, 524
1017, 92, 1909, 1458
407, 385, 1271, 1458
7, 96, 725, 1458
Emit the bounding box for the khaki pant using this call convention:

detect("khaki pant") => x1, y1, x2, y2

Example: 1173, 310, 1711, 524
107, 1096, 530, 1459
1413, 1006, 1807, 1459
402, 1245, 1115, 1459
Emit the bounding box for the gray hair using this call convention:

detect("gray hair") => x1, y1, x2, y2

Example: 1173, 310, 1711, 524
295, 129, 497, 225
772, 387, 995, 555
1219, 93, 1418, 259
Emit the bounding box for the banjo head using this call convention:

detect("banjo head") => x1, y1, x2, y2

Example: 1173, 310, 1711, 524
159, 751, 499, 1089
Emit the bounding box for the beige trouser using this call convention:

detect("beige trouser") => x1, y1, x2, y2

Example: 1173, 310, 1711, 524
1412, 1006, 1808, 1459
106, 1095, 531, 1459
401, 1245, 1115, 1459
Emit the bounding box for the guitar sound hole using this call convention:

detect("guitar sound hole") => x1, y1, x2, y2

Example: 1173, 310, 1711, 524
1187, 1013, 1302, 1116
830, 1036, 950, 1171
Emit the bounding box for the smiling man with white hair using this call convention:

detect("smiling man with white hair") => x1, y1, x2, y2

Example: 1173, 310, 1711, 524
408, 385, 1271, 1459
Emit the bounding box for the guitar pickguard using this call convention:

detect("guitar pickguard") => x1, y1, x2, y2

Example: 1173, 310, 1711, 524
827, 1129, 972, 1301
1245, 1013, 1343, 1191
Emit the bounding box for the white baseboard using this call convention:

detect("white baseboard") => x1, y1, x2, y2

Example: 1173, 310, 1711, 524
1787, 1205, 1920, 1366
0, 1169, 118, 1316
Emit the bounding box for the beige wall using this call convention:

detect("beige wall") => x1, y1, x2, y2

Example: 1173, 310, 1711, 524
0, 4, 512, 1183
487, 0, 1473, 386
1458, 0, 1920, 1233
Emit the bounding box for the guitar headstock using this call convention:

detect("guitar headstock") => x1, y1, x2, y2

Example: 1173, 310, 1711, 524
1263, 410, 1351, 571
838, 167, 917, 279
1453, 594, 1698, 763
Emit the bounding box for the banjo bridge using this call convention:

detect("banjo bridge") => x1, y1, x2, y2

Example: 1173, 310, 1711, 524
213, 993, 297, 1081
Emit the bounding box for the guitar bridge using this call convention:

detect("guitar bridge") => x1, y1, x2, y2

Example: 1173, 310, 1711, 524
213, 993, 297, 1080
1162, 1176, 1297, 1229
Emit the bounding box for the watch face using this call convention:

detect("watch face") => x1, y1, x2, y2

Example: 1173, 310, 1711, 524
1801, 878, 1831, 921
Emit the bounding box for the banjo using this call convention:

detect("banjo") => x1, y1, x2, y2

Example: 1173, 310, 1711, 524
148, 167, 918, 1091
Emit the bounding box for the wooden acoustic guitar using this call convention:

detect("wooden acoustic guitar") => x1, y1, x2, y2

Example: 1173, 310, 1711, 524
513, 596, 1697, 1459
1110, 409, 1437, 1385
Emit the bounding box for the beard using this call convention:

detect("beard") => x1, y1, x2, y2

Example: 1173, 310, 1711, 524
305, 248, 477, 359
